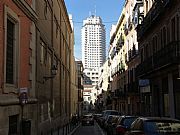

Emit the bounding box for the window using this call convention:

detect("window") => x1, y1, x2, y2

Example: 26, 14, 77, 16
4, 6, 19, 90
160, 29, 163, 48
146, 0, 149, 14
161, 27, 167, 48
140, 48, 144, 62
163, 27, 167, 46
177, 15, 179, 40
40, 40, 47, 65
171, 17, 175, 41
152, 36, 158, 53
6, 19, 15, 84
9, 115, 18, 135
145, 43, 149, 59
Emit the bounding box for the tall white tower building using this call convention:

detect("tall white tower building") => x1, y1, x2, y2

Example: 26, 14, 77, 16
81, 15, 106, 86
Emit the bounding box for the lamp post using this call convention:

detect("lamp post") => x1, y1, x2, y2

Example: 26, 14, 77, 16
43, 64, 58, 81
43, 63, 58, 118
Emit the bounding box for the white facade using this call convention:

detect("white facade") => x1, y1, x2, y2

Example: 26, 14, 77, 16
81, 15, 106, 86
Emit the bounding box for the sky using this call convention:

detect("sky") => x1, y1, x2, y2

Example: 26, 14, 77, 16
64, 0, 125, 60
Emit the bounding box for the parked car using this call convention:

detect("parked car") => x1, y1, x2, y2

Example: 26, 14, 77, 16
100, 110, 120, 128
104, 115, 114, 129
106, 115, 120, 135
93, 113, 102, 121
81, 114, 94, 126
113, 115, 138, 135
125, 117, 180, 135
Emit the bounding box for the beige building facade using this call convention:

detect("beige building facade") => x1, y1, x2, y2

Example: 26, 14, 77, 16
122, 0, 142, 115
35, 0, 77, 134
108, 7, 127, 114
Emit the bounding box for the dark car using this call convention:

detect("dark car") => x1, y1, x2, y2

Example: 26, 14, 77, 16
114, 115, 138, 135
106, 115, 120, 135
125, 117, 180, 135
100, 110, 120, 128
104, 115, 115, 130
81, 114, 94, 126
93, 113, 102, 121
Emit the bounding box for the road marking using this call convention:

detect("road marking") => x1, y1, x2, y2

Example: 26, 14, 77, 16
95, 121, 106, 135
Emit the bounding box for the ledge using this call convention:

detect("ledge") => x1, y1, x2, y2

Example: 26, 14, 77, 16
0, 95, 38, 106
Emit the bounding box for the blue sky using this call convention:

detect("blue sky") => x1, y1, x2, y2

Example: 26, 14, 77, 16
64, 0, 125, 60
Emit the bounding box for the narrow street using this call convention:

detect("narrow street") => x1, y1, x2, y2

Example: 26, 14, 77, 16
72, 122, 106, 135
1, 0, 180, 135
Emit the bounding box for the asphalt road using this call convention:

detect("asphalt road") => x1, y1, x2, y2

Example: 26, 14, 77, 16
72, 121, 106, 135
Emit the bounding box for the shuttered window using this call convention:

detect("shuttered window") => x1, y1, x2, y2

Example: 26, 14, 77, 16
6, 19, 15, 84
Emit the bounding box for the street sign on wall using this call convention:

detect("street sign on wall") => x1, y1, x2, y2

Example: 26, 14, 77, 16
19, 87, 28, 105
139, 79, 150, 87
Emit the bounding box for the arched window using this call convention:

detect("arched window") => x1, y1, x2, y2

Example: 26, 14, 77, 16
176, 14, 179, 40
163, 27, 167, 46
152, 35, 158, 53
161, 26, 167, 48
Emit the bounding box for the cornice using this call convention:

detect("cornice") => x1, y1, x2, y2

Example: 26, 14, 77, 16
13, 0, 38, 22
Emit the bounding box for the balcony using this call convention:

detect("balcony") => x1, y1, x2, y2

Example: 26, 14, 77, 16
137, 0, 171, 40
110, 47, 116, 59
116, 35, 124, 51
136, 41, 180, 77
124, 23, 128, 35
110, 33, 116, 44
125, 53, 128, 63
111, 62, 125, 77
118, 62, 125, 73
128, 49, 138, 61
128, 16, 133, 31
108, 76, 113, 82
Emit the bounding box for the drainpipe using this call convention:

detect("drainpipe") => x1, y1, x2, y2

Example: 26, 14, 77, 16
51, 1, 54, 119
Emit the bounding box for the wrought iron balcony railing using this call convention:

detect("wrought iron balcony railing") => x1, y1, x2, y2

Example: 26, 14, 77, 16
136, 41, 180, 77
111, 62, 125, 77
128, 49, 138, 61
116, 35, 124, 51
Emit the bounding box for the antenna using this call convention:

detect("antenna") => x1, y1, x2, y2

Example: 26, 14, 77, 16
95, 5, 96, 16
89, 11, 91, 17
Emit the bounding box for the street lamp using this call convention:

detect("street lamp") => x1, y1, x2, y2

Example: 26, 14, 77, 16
43, 64, 58, 81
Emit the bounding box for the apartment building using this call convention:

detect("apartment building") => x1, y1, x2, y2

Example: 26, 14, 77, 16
136, 0, 180, 118
75, 59, 84, 117
122, 0, 143, 115
97, 59, 111, 110
108, 7, 127, 114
